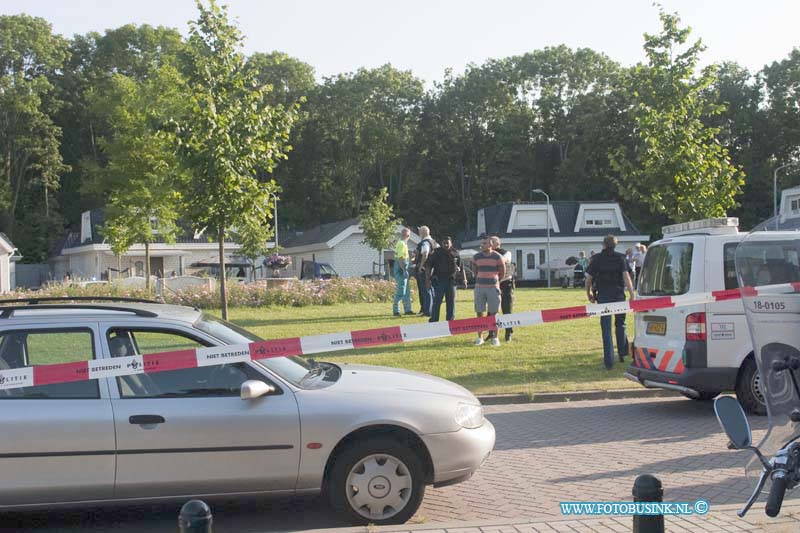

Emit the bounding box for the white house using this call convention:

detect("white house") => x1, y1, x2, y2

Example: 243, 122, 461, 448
0, 233, 20, 292
49, 209, 270, 281
281, 218, 421, 278
461, 201, 650, 281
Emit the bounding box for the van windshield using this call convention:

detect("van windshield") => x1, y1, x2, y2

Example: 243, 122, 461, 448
638, 243, 693, 296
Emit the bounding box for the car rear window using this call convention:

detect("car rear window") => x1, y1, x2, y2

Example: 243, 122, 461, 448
638, 243, 693, 296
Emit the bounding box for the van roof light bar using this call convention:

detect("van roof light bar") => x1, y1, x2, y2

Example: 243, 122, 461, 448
662, 217, 739, 236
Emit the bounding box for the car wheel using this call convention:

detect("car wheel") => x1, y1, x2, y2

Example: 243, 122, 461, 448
736, 357, 766, 416
327, 437, 425, 525
682, 391, 719, 401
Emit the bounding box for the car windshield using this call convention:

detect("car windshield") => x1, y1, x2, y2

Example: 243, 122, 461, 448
194, 313, 318, 388
637, 243, 693, 296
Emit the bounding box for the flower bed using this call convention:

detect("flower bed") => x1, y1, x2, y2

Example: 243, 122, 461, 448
6, 277, 397, 309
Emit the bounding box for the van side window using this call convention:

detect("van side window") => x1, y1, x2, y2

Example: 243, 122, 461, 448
0, 329, 99, 399
724, 243, 739, 290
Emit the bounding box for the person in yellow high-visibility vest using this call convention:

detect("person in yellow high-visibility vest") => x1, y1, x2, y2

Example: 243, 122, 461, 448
392, 227, 414, 316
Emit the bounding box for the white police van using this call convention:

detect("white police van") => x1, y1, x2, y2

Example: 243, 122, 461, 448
624, 218, 798, 415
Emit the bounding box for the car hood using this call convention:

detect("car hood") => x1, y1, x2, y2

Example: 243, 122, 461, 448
329, 363, 478, 402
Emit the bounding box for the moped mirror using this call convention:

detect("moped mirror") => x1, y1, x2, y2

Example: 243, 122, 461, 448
714, 396, 752, 449
240, 380, 275, 400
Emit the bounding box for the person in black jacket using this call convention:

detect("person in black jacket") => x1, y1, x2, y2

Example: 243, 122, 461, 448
425, 236, 467, 322
585, 234, 635, 370
414, 225, 436, 316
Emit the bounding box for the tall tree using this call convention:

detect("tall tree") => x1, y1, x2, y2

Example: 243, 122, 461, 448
609, 8, 744, 222
175, 0, 297, 318
359, 187, 400, 275
0, 14, 69, 246
85, 66, 187, 290
247, 51, 315, 109
53, 24, 187, 225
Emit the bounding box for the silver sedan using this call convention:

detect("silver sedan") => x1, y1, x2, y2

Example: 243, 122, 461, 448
0, 302, 495, 525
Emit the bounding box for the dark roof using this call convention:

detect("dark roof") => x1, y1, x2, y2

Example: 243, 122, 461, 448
460, 201, 645, 243
281, 218, 360, 249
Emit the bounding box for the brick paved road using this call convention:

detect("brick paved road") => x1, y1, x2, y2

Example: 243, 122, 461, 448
1, 397, 789, 532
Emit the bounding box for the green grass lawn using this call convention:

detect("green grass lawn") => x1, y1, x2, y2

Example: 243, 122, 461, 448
222, 288, 638, 396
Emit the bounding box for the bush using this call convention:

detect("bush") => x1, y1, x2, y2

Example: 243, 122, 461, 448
6, 278, 397, 309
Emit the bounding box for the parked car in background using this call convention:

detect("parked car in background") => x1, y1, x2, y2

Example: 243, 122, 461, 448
300, 259, 338, 280
0, 298, 494, 524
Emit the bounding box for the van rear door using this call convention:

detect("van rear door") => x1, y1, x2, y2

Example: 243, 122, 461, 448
634, 239, 703, 372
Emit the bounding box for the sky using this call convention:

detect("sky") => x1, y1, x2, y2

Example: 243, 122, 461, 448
3, 0, 799, 84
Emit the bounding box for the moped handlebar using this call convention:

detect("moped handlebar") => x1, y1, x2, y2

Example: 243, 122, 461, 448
766, 470, 788, 517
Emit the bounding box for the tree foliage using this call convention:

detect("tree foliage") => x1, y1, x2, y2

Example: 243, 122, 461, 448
1, 4, 799, 268
0, 14, 69, 245
88, 65, 188, 287
174, 0, 297, 317
609, 9, 745, 222
359, 187, 400, 269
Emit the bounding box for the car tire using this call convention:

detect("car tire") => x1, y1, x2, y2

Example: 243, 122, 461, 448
736, 357, 767, 416
327, 437, 426, 525
682, 391, 719, 401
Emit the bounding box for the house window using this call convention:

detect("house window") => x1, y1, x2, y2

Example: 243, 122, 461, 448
791, 199, 800, 213
134, 261, 144, 277
539, 249, 546, 265
526, 253, 535, 269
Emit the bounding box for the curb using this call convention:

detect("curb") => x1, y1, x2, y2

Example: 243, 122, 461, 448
478, 387, 680, 405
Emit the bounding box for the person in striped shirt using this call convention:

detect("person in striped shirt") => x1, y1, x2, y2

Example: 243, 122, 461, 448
472, 236, 505, 346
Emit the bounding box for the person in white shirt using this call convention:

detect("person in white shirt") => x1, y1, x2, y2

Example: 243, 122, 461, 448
631, 243, 647, 287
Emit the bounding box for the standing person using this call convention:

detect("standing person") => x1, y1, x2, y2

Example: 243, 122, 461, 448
392, 228, 414, 316
414, 226, 435, 317
490, 236, 515, 341
632, 244, 646, 288
577, 251, 588, 271
585, 235, 635, 369
425, 236, 467, 322
472, 236, 505, 346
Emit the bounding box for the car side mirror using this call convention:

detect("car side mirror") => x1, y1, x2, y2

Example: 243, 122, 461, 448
240, 380, 275, 400
714, 395, 752, 449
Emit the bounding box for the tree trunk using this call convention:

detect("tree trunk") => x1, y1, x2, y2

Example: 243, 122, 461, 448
218, 226, 228, 320
117, 254, 122, 281
145, 241, 151, 292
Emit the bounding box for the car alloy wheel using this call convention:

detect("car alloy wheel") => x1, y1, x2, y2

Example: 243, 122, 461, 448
345, 453, 412, 521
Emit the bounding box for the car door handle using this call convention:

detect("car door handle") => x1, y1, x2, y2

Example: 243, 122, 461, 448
129, 415, 165, 425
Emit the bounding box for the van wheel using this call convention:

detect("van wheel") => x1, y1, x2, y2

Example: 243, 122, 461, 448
682, 391, 719, 401
736, 357, 766, 416
327, 437, 425, 525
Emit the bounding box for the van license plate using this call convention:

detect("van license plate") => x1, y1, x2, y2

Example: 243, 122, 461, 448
647, 322, 666, 335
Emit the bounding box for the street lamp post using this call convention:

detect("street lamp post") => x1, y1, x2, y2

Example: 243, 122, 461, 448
532, 189, 551, 288
270, 192, 279, 249
774, 162, 795, 230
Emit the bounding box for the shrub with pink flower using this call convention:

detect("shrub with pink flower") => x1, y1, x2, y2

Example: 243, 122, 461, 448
8, 277, 396, 310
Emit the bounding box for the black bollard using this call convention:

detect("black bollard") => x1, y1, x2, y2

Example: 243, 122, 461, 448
632, 474, 664, 533
179, 499, 213, 533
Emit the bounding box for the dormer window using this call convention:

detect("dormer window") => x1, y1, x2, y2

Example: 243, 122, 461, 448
792, 199, 800, 213
506, 205, 560, 233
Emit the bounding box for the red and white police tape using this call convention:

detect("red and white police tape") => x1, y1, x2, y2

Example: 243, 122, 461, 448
1, 283, 799, 391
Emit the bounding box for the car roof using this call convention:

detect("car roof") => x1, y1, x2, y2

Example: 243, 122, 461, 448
0, 302, 203, 325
